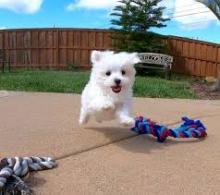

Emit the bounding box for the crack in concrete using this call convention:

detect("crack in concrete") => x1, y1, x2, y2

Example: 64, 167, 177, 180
55, 134, 139, 161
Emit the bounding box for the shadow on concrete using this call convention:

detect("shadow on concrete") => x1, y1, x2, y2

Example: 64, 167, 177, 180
88, 126, 206, 154
85, 126, 133, 138
27, 174, 46, 189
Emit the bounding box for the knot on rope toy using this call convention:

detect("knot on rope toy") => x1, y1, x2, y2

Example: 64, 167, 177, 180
0, 156, 56, 195
131, 116, 207, 142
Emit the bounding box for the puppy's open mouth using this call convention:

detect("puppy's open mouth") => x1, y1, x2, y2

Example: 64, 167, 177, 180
111, 85, 122, 93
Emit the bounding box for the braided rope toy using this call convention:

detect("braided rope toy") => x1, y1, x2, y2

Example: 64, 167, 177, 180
0, 156, 56, 194
132, 116, 207, 142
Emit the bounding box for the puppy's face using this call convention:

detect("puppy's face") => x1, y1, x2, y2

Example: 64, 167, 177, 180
90, 51, 140, 94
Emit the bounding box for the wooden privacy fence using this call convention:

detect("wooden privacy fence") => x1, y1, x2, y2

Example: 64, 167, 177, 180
168, 36, 220, 77
0, 28, 112, 69
0, 28, 219, 77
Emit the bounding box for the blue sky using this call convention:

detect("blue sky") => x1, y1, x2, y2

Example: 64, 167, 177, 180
0, 0, 219, 43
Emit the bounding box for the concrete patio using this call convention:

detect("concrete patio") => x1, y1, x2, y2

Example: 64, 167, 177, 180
0, 91, 219, 195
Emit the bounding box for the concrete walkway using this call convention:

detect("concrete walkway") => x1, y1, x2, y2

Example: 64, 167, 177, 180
0, 91, 220, 195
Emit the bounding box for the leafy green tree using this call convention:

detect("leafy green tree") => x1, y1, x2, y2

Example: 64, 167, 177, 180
110, 0, 169, 52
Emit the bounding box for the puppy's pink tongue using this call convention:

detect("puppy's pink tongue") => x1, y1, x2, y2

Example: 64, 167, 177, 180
111, 86, 121, 93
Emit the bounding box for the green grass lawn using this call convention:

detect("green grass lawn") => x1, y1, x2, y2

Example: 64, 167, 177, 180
0, 70, 196, 99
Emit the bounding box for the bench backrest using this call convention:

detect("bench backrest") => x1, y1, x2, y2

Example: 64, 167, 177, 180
138, 53, 173, 68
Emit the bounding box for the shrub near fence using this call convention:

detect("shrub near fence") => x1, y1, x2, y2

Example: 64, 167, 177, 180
0, 28, 219, 77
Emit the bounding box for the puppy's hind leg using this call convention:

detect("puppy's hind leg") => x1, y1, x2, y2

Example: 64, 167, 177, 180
79, 108, 90, 125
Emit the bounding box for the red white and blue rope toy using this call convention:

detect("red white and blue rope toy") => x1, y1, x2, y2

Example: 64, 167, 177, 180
132, 116, 207, 142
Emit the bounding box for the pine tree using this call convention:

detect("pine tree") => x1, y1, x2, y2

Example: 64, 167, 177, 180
110, 0, 134, 51
111, 0, 134, 32
110, 0, 169, 52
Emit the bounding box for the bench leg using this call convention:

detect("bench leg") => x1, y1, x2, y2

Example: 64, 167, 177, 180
2, 62, 5, 73
168, 69, 171, 80
8, 57, 11, 72
165, 68, 171, 80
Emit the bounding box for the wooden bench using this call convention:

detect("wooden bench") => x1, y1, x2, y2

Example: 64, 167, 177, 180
137, 53, 173, 79
0, 50, 11, 73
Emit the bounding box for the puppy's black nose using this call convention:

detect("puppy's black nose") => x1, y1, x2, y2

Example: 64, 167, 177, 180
114, 79, 121, 85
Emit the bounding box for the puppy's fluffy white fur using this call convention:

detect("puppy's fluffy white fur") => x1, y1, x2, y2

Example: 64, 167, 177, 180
79, 50, 140, 127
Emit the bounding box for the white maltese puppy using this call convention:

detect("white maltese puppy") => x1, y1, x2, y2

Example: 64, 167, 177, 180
79, 50, 140, 127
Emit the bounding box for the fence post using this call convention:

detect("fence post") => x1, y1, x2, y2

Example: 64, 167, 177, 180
215, 45, 220, 78
56, 28, 60, 68
2, 31, 5, 72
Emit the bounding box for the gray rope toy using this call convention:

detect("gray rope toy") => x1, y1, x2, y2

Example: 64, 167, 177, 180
0, 157, 57, 195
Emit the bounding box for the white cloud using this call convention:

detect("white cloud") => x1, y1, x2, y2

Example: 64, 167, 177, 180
67, 0, 219, 29
163, 0, 218, 29
0, 0, 43, 14
0, 26, 7, 30
67, 0, 119, 10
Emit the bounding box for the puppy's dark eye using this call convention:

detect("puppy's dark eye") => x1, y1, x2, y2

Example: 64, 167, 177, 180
121, 70, 126, 75
106, 71, 111, 76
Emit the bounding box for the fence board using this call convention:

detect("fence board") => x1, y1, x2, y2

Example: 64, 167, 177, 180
217, 48, 220, 61
200, 44, 207, 61
189, 42, 195, 58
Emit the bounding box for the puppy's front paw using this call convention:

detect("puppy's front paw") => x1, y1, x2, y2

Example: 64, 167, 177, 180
79, 111, 89, 125
96, 102, 115, 112
79, 118, 85, 125
120, 117, 135, 127
79, 117, 87, 125
102, 102, 115, 111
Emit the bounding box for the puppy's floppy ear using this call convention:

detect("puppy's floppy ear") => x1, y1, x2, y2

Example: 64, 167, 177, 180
91, 50, 102, 64
129, 53, 141, 64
